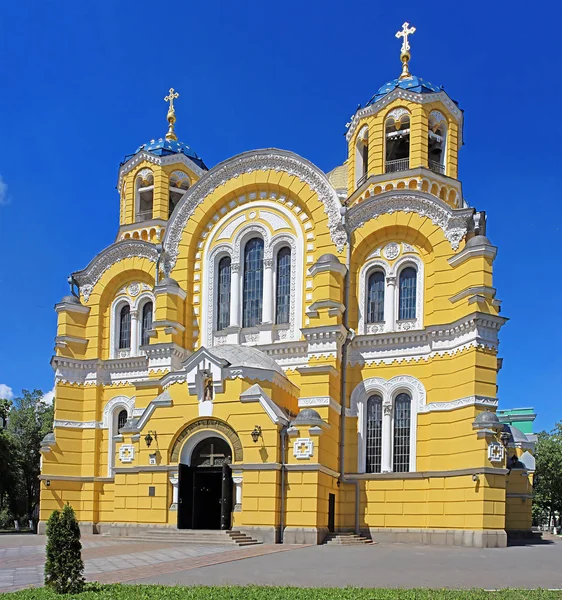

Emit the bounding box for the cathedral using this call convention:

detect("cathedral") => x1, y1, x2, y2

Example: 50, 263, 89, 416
40, 24, 535, 547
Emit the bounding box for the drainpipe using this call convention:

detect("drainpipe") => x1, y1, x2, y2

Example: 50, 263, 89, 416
279, 425, 288, 543
338, 205, 360, 535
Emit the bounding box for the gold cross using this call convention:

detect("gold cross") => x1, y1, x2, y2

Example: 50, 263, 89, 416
164, 87, 179, 110
395, 22, 416, 54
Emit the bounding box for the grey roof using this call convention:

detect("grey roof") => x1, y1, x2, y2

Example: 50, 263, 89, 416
159, 277, 179, 287
60, 295, 81, 304
502, 424, 530, 443
209, 345, 284, 375
317, 253, 340, 264
466, 235, 491, 248
41, 432, 55, 444
473, 410, 501, 427
519, 450, 536, 471
294, 408, 323, 423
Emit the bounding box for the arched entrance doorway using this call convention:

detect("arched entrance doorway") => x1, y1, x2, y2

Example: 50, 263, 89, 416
178, 436, 233, 530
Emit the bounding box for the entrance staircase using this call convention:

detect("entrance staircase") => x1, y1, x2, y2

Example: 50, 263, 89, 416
323, 532, 374, 545
110, 528, 262, 546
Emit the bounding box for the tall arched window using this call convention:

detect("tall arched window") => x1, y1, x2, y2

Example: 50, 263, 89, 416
366, 394, 383, 473
393, 393, 411, 472
355, 126, 369, 187
141, 302, 153, 346
118, 305, 131, 349
117, 409, 128, 431
275, 247, 291, 325
428, 111, 447, 175
367, 270, 385, 323
135, 170, 154, 222
398, 267, 417, 321
242, 238, 264, 328
385, 110, 410, 173
169, 171, 190, 217
217, 256, 232, 331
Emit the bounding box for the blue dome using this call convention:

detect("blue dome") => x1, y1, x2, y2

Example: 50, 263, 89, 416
124, 138, 208, 170
366, 75, 443, 106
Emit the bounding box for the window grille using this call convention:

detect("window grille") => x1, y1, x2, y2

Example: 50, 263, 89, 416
367, 271, 385, 323
399, 267, 417, 320
141, 302, 153, 346
217, 256, 232, 330
118, 305, 131, 349
393, 393, 411, 472
366, 395, 383, 473
242, 238, 264, 328
117, 409, 128, 431
275, 247, 291, 324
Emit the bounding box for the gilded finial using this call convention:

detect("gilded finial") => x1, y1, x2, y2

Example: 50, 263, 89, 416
164, 87, 180, 141
395, 22, 416, 80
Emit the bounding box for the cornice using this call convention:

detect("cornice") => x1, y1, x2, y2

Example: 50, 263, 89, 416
448, 243, 497, 267
54, 302, 90, 315
449, 286, 496, 304
347, 190, 473, 250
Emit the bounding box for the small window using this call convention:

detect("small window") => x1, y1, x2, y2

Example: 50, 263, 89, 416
169, 171, 190, 217
366, 395, 383, 473
393, 393, 411, 472
385, 111, 410, 173
217, 256, 232, 331
428, 111, 447, 175
367, 271, 385, 323
141, 302, 153, 346
355, 126, 369, 187
242, 238, 264, 328
117, 409, 128, 431
275, 247, 291, 325
118, 305, 131, 349
398, 267, 417, 321
136, 170, 154, 222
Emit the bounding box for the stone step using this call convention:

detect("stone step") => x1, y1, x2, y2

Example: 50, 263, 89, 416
323, 532, 373, 545
108, 529, 262, 546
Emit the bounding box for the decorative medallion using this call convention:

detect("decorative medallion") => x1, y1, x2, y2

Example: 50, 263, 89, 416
119, 444, 135, 464
383, 243, 400, 260
488, 442, 504, 463
293, 438, 314, 459
128, 283, 140, 297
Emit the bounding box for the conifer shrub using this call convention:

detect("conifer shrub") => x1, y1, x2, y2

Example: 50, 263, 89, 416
44, 503, 85, 594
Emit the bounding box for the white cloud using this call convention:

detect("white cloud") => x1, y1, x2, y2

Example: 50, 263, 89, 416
0, 176, 8, 206
42, 386, 56, 406
0, 384, 14, 400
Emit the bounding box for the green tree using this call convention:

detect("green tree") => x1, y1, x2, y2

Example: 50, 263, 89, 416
45, 504, 85, 594
533, 422, 562, 528
7, 389, 54, 522
0, 398, 15, 516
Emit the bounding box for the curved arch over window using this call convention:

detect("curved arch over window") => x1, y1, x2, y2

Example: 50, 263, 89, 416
242, 238, 264, 328
385, 110, 410, 173
398, 266, 417, 321
136, 170, 154, 222
275, 247, 291, 325
118, 305, 131, 349
217, 256, 232, 331
366, 394, 383, 473
169, 171, 190, 217
141, 301, 153, 347
393, 393, 411, 472
192, 436, 232, 467
117, 409, 128, 431
367, 270, 385, 323
428, 111, 447, 175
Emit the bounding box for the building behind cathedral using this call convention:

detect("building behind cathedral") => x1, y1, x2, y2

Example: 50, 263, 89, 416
40, 25, 535, 547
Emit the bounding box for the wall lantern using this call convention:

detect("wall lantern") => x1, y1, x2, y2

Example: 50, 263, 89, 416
251, 425, 262, 443
144, 430, 158, 448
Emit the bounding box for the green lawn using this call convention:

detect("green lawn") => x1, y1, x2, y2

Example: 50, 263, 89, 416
4, 586, 562, 599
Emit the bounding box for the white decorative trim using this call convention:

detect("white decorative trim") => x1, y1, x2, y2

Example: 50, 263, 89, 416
217, 214, 247, 240
119, 444, 135, 464
164, 149, 346, 268
387, 107, 410, 121
448, 242, 497, 267
488, 442, 504, 463
420, 396, 498, 414
298, 396, 341, 414
102, 396, 136, 428
449, 286, 496, 304
54, 420, 100, 429
347, 191, 473, 250
293, 438, 314, 459
240, 384, 290, 425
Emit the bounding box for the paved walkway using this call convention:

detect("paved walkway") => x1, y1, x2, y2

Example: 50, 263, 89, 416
1, 533, 562, 592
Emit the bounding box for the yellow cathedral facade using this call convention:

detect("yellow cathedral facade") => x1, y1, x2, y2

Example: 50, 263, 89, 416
40, 24, 535, 547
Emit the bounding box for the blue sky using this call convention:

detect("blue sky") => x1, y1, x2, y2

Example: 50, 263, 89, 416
0, 1, 560, 431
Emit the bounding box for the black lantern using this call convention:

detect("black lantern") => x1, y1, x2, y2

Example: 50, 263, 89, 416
144, 430, 158, 448
251, 425, 262, 443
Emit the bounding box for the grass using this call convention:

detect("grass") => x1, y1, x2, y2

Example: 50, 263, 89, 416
4, 585, 562, 599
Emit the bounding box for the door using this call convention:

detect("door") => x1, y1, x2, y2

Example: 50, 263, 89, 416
221, 463, 233, 530
328, 493, 335, 533
177, 464, 193, 529
193, 469, 223, 529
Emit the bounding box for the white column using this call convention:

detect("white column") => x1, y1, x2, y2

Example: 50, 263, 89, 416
130, 309, 139, 355
262, 258, 274, 324
229, 262, 240, 327
169, 476, 179, 511
384, 276, 396, 332
232, 475, 243, 509
381, 403, 393, 473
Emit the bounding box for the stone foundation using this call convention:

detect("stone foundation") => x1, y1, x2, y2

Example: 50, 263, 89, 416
237, 526, 279, 544
365, 527, 507, 548
283, 526, 329, 544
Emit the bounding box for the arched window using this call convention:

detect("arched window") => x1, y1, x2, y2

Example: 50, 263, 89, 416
192, 437, 232, 467
217, 256, 231, 331
385, 110, 410, 173
242, 238, 264, 328
428, 111, 447, 175
398, 267, 417, 321
141, 302, 153, 347
275, 247, 291, 325
367, 270, 385, 323
117, 409, 128, 431
366, 394, 383, 473
169, 171, 190, 217
135, 170, 154, 222
355, 126, 369, 187
118, 305, 131, 349
393, 393, 411, 472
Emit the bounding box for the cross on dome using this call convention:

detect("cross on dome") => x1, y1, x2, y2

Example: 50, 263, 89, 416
395, 22, 416, 80
164, 87, 180, 141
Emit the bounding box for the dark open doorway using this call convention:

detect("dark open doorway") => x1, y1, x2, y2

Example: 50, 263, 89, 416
178, 437, 233, 530
328, 493, 335, 533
